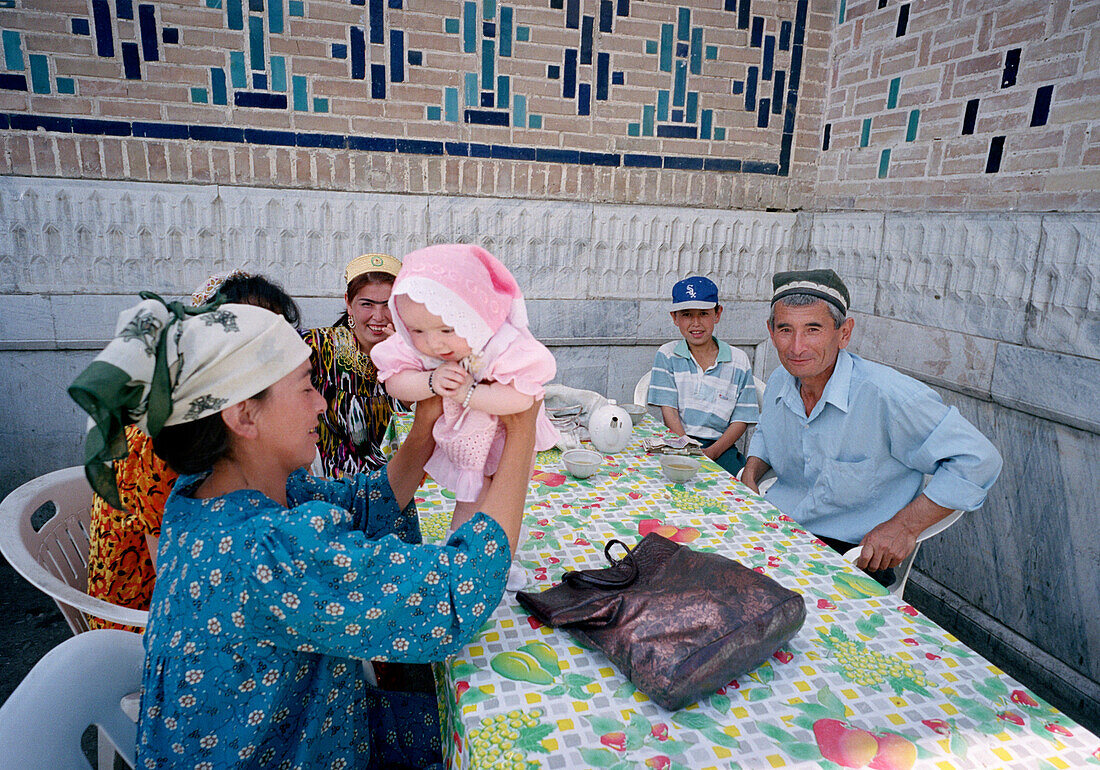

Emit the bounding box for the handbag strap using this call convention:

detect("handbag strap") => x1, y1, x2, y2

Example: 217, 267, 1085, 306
561, 539, 639, 589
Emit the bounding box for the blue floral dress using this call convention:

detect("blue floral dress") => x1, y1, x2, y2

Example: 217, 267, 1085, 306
136, 466, 510, 769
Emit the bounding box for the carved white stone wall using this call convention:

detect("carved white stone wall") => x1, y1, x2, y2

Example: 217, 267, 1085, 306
1030, 216, 1100, 362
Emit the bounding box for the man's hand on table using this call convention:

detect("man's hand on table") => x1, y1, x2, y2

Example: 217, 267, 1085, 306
740, 456, 770, 494
856, 494, 955, 571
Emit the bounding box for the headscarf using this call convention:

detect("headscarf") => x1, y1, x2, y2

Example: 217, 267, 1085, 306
69, 292, 311, 507
190, 268, 248, 306
387, 244, 529, 365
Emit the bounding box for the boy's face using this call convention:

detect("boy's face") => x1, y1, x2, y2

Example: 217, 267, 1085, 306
670, 306, 722, 347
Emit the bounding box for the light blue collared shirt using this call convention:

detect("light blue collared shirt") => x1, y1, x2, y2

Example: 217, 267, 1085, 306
747, 351, 1002, 543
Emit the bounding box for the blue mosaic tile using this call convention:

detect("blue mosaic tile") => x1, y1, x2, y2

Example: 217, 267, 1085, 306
162, 27, 179, 45
878, 147, 891, 178
135, 4, 158, 61
742, 159, 778, 174
211, 67, 228, 103
738, 0, 750, 29
751, 16, 763, 47
92, 0, 115, 56
445, 141, 468, 155
581, 16, 593, 64
705, 157, 741, 171
549, 0, 562, 8
986, 135, 1004, 173
596, 51, 609, 99
351, 27, 365, 79
671, 108, 683, 122
492, 145, 535, 160
563, 48, 576, 97
230, 51, 246, 87
480, 91, 494, 107
2, 30, 23, 71
757, 98, 769, 127
642, 104, 654, 136
347, 136, 396, 152
779, 20, 791, 50
207, 0, 224, 8
371, 63, 386, 98
676, 42, 688, 58
287, 0, 302, 15
666, 154, 703, 169
537, 148, 579, 163
469, 143, 491, 157
658, 124, 696, 138
822, 123, 831, 151
244, 127, 295, 145
617, 0, 629, 14
408, 50, 422, 66
624, 153, 661, 168
566, 0, 579, 28
391, 29, 404, 82
465, 108, 508, 125
296, 132, 345, 149
269, 0, 284, 34
191, 86, 209, 103
1002, 48, 1021, 88
763, 35, 774, 80
389, 0, 402, 8
253, 72, 267, 89
579, 150, 619, 165
547, 64, 559, 79
896, 3, 909, 36
732, 80, 743, 95
236, 92, 288, 109
29, 55, 50, 94
56, 76, 76, 94
313, 97, 329, 113
483, 21, 496, 38
578, 82, 590, 115
117, 0, 134, 21
332, 43, 347, 59
249, 0, 263, 12
600, 0, 613, 33
1031, 84, 1053, 127
72, 18, 91, 36
611, 71, 623, 85
745, 65, 757, 110
369, 0, 384, 43
122, 42, 141, 79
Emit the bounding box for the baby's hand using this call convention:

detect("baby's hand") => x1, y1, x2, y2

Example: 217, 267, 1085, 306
432, 362, 472, 399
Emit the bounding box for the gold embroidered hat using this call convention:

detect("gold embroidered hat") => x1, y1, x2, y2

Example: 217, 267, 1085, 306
344, 253, 402, 285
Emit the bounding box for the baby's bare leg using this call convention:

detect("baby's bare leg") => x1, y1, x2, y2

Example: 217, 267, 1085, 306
450, 476, 494, 531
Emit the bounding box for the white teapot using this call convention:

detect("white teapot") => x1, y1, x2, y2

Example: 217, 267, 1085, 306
587, 400, 633, 454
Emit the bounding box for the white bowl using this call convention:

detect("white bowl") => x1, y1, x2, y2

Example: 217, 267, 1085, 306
562, 448, 602, 479
658, 454, 701, 483
621, 403, 647, 426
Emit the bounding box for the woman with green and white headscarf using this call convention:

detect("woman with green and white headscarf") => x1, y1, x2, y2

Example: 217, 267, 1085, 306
70, 293, 535, 768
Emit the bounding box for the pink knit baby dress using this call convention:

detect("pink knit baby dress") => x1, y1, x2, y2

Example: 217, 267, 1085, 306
370, 244, 559, 502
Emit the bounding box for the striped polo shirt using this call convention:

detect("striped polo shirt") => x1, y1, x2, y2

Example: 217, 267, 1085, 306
647, 338, 759, 441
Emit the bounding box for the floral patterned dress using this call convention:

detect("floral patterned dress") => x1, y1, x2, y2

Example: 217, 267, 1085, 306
136, 466, 510, 769
302, 326, 400, 477
87, 425, 177, 631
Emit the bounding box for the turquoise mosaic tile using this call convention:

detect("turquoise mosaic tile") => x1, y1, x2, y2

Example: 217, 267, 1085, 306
211, 68, 228, 104
463, 2, 476, 53
313, 96, 328, 112
271, 55, 286, 91
673, 60, 686, 106
714, 126, 725, 140
29, 54, 50, 94
512, 93, 525, 126
642, 104, 655, 136
686, 91, 698, 123
206, 0, 223, 8
445, 86, 459, 121
705, 44, 717, 60
528, 113, 541, 129
838, 0, 847, 23
677, 8, 690, 41
292, 74, 307, 110
888, 76, 900, 109
628, 122, 640, 136
657, 90, 669, 121
444, 17, 459, 34
481, 39, 495, 88
249, 16, 265, 71
287, 0, 303, 16
860, 117, 871, 147
191, 86, 209, 103
878, 147, 891, 178
700, 108, 712, 139
499, 7, 512, 56
515, 26, 529, 42
3, 29, 23, 71
690, 28, 702, 74
228, 0, 243, 30
56, 76, 75, 94
230, 51, 246, 88
269, 0, 284, 35
659, 23, 673, 72
483, 0, 495, 17
906, 108, 919, 141
464, 72, 477, 106
645, 39, 657, 55
427, 105, 441, 120
497, 74, 509, 106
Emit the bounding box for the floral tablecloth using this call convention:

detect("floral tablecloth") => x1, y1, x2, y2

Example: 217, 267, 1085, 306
385, 413, 1100, 770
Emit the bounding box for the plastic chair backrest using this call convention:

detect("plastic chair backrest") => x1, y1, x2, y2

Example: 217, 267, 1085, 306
0, 629, 143, 770
0, 466, 149, 633
842, 508, 966, 598
633, 371, 652, 407
753, 376, 767, 410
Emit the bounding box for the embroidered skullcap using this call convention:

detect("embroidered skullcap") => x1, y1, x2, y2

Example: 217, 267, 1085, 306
345, 253, 402, 286
68, 293, 310, 507
388, 244, 528, 357
190, 269, 249, 306
771, 269, 850, 315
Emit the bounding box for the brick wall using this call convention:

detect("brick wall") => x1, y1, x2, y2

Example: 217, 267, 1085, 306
0, 0, 832, 209
817, 0, 1100, 211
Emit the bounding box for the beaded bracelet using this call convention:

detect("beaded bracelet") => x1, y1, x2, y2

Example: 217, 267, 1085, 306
462, 382, 476, 409
428, 370, 436, 395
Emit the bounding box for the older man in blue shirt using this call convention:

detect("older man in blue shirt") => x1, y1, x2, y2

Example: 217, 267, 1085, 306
742, 269, 1002, 577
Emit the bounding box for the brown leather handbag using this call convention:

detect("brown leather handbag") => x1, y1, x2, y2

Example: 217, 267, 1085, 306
516, 533, 806, 710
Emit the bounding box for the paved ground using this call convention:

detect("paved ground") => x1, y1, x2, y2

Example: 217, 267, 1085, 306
0, 555, 71, 705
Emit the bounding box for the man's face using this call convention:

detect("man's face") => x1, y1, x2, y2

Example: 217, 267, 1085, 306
670, 306, 722, 347
768, 300, 853, 383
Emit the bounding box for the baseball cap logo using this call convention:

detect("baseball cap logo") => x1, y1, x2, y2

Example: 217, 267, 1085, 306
686, 284, 697, 297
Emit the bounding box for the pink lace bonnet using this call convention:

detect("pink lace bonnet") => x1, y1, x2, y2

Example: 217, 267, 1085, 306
388, 244, 529, 355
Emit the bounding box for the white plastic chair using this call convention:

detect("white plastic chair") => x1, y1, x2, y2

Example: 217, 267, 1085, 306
0, 629, 143, 770
633, 370, 652, 407
0, 466, 149, 634
842, 508, 966, 597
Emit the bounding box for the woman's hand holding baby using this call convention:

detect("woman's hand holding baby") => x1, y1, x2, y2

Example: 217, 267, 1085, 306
432, 362, 472, 400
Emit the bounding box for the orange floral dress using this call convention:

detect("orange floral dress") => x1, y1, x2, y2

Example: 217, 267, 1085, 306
86, 425, 177, 631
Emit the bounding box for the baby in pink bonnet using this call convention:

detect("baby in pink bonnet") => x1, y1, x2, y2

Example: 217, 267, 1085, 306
370, 244, 559, 582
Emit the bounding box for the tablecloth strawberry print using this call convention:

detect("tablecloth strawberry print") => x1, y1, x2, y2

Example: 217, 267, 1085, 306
385, 412, 1100, 770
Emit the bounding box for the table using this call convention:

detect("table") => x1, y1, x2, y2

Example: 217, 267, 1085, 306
385, 413, 1099, 769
